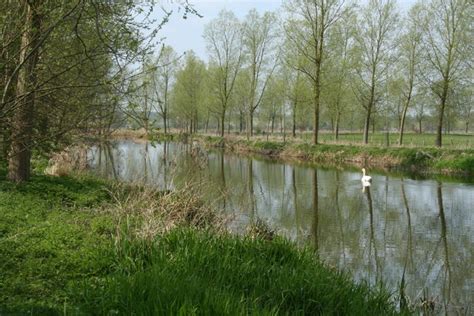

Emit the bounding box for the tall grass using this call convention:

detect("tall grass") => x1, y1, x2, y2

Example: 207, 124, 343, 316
73, 228, 404, 315
0, 169, 408, 314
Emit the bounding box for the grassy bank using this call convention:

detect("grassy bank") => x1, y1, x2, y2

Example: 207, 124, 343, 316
0, 169, 408, 314
185, 134, 474, 176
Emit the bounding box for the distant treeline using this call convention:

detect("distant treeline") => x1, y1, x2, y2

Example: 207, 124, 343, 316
0, 1, 472, 181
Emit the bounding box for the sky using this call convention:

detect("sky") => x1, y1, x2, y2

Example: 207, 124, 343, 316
153, 0, 418, 61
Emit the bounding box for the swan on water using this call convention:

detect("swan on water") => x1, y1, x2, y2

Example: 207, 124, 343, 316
361, 168, 372, 183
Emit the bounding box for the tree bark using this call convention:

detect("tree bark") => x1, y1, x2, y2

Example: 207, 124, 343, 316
220, 109, 225, 137
163, 111, 167, 134
8, 0, 42, 182
435, 80, 449, 147
398, 89, 412, 146
292, 101, 297, 138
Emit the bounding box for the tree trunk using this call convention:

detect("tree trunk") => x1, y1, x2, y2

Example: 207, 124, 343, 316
205, 114, 210, 133
435, 80, 449, 147
292, 102, 297, 138
335, 112, 340, 141
271, 114, 275, 134
220, 110, 225, 137
8, 0, 42, 182
239, 111, 243, 133
398, 91, 412, 146
363, 70, 376, 144
163, 112, 167, 134
313, 72, 321, 145
250, 114, 254, 137
363, 109, 372, 145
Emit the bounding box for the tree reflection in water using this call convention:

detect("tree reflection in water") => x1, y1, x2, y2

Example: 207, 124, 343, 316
86, 141, 473, 313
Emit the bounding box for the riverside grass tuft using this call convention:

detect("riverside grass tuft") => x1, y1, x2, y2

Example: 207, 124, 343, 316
0, 169, 409, 314
74, 228, 403, 315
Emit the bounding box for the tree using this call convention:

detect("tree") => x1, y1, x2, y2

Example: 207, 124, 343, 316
7, 0, 42, 182
153, 45, 178, 134
203, 10, 243, 137
285, 0, 348, 144
354, 0, 399, 144
241, 9, 280, 139
397, 3, 423, 145
124, 59, 158, 136
323, 9, 356, 140
260, 74, 286, 135
422, 0, 472, 146
1, 1, 201, 181
172, 50, 206, 134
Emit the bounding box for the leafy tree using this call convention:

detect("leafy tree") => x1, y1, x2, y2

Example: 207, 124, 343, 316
421, 0, 472, 146
172, 50, 206, 134
354, 0, 399, 144
203, 10, 243, 137
241, 9, 280, 139
323, 9, 356, 140
153, 45, 179, 134
285, 0, 348, 144
397, 3, 423, 145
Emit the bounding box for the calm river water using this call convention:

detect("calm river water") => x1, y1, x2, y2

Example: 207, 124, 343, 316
88, 140, 473, 314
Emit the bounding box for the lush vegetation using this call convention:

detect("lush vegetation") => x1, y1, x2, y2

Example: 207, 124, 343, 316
129, 0, 472, 150
192, 134, 474, 176
0, 171, 114, 313
2, 1, 472, 182
0, 169, 407, 314
76, 229, 400, 315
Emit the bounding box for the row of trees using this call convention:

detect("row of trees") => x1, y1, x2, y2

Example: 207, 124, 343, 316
0, 0, 197, 182
130, 0, 472, 148
1, 0, 472, 181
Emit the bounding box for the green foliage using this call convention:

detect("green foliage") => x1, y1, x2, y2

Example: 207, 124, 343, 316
252, 140, 285, 152
434, 155, 474, 174
195, 134, 474, 176
73, 228, 403, 315
0, 170, 404, 314
0, 173, 114, 313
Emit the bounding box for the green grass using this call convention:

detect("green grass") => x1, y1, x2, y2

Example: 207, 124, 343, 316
0, 171, 115, 314
194, 134, 474, 176
0, 170, 407, 314
300, 132, 473, 149
74, 228, 402, 315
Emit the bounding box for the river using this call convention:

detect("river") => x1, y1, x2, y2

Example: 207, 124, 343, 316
87, 140, 473, 314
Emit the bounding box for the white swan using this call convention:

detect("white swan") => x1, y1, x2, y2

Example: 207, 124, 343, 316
361, 168, 372, 183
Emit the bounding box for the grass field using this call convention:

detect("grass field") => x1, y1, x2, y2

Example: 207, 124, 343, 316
0, 169, 408, 314
315, 132, 473, 148
260, 132, 472, 149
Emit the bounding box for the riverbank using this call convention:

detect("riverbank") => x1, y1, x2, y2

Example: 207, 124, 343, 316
153, 133, 474, 177
0, 169, 407, 314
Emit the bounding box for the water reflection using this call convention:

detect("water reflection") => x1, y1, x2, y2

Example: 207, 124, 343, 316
312, 169, 319, 252
88, 140, 474, 314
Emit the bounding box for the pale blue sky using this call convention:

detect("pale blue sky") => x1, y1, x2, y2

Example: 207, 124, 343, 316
155, 0, 418, 61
